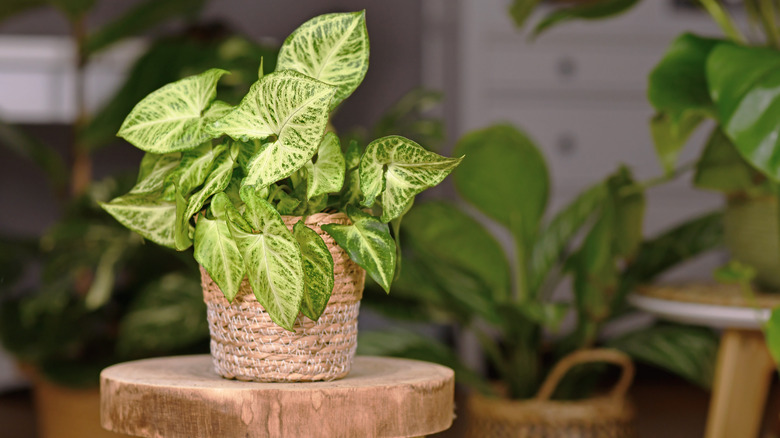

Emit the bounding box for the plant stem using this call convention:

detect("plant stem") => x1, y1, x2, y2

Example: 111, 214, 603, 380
70, 14, 92, 198
759, 0, 780, 47
699, 0, 747, 43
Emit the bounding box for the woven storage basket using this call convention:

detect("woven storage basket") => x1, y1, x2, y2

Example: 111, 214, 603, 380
200, 212, 366, 383
466, 349, 636, 438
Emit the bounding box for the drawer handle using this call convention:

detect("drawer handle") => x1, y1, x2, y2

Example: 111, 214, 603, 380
556, 56, 577, 78
556, 133, 577, 156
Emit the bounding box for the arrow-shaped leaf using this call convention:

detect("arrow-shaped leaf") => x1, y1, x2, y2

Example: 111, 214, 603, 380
277, 11, 369, 110
131, 152, 180, 195
118, 68, 228, 153
211, 70, 336, 188
359, 136, 462, 222
305, 132, 345, 199
100, 190, 176, 248
226, 192, 304, 330
293, 221, 334, 321
322, 205, 395, 292
194, 214, 244, 302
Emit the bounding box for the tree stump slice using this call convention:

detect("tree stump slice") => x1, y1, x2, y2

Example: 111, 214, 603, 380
100, 355, 454, 438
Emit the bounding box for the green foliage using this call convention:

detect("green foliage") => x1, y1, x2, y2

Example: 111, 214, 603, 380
522, 0, 641, 38
102, 11, 459, 330
765, 307, 780, 366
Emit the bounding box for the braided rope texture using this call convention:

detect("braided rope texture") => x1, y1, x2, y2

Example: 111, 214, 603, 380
201, 212, 366, 382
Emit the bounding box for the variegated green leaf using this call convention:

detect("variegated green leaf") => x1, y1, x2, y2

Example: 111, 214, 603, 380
194, 215, 244, 302
167, 142, 225, 196
173, 188, 193, 250
100, 190, 176, 248
184, 143, 239, 219
322, 205, 395, 292
293, 221, 334, 321
345, 139, 361, 169
211, 71, 336, 188
274, 190, 302, 215
277, 11, 369, 110
359, 136, 462, 222
118, 68, 228, 153
131, 152, 180, 194
227, 193, 304, 330
305, 132, 345, 199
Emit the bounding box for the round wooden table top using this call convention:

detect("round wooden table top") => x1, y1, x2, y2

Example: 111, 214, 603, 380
100, 355, 454, 438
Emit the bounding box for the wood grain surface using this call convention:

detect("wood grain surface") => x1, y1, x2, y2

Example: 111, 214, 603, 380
101, 355, 454, 438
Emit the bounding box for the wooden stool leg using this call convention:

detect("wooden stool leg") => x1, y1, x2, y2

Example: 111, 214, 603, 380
705, 328, 775, 438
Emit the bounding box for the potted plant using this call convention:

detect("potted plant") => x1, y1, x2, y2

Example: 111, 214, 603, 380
511, 0, 780, 291
359, 123, 722, 437
101, 10, 461, 382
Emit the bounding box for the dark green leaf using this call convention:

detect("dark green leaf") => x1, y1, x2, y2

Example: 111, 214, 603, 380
453, 124, 549, 245
765, 308, 780, 366
609, 323, 719, 389
708, 43, 780, 181
694, 127, 769, 195
533, 0, 640, 38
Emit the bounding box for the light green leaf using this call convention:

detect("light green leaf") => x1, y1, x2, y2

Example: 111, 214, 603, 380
100, 191, 176, 248
274, 190, 302, 215
650, 111, 706, 174
131, 152, 180, 195
211, 70, 336, 188
184, 143, 238, 219
404, 201, 512, 302
227, 194, 304, 330
359, 136, 461, 222
194, 215, 244, 302
345, 139, 361, 169
529, 181, 608, 292
168, 143, 224, 196
293, 221, 334, 321
277, 11, 369, 110
118, 68, 228, 153
322, 205, 395, 292
173, 188, 193, 251
454, 124, 548, 245
305, 132, 345, 199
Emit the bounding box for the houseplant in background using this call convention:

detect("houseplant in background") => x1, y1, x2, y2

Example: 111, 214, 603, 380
0, 0, 277, 436
359, 123, 722, 437
511, 0, 780, 291
101, 10, 461, 382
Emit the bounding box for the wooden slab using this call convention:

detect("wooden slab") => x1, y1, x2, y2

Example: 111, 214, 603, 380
101, 355, 454, 438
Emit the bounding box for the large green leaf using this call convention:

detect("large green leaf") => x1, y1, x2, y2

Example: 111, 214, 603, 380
694, 127, 769, 195
211, 70, 336, 188
528, 181, 607, 292
130, 152, 180, 196
403, 201, 512, 302
453, 124, 548, 244
193, 214, 244, 302
100, 190, 176, 248
293, 221, 334, 321
708, 43, 780, 181
118, 68, 228, 153
173, 188, 192, 250
227, 192, 304, 330
167, 143, 224, 196
322, 205, 395, 293
184, 143, 238, 219
84, 0, 205, 55
277, 11, 369, 110
609, 323, 719, 389
532, 0, 640, 38
359, 136, 462, 222
648, 34, 721, 172
305, 132, 345, 199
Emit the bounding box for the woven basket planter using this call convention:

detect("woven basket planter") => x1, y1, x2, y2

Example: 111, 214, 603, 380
200, 212, 366, 382
466, 349, 636, 438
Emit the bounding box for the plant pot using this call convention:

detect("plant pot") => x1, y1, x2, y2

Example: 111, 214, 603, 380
33, 378, 131, 438
200, 212, 366, 382
724, 196, 780, 291
466, 349, 636, 438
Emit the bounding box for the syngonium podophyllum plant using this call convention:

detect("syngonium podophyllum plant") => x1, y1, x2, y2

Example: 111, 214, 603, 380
101, 11, 462, 331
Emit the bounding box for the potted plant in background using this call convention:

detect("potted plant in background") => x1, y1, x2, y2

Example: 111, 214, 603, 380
510, 0, 780, 291
101, 10, 461, 382
359, 123, 722, 437
0, 0, 278, 436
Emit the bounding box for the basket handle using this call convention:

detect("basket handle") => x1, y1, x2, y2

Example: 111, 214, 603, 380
534, 348, 635, 401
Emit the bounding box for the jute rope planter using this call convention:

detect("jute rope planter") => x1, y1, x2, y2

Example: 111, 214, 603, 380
466, 349, 636, 438
200, 212, 366, 383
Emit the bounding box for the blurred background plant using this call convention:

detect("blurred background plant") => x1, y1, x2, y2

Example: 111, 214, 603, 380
359, 123, 723, 400
0, 0, 278, 388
